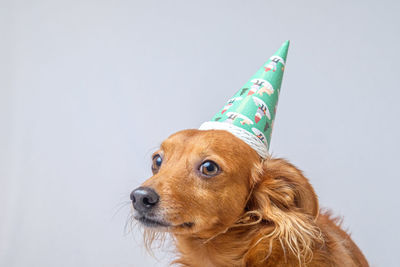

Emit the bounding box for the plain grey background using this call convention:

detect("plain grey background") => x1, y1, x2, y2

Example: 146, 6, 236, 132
1, 0, 399, 266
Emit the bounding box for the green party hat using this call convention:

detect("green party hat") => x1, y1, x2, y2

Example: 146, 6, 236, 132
199, 41, 289, 158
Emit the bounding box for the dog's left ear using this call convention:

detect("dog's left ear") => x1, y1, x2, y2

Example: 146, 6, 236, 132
246, 158, 322, 263
250, 158, 319, 218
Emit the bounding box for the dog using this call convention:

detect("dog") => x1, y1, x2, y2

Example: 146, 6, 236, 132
131, 129, 369, 266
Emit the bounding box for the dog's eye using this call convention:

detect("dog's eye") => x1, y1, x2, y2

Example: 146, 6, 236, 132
199, 161, 220, 177
152, 154, 162, 173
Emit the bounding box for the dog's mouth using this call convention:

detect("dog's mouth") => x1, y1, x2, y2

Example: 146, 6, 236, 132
136, 216, 170, 228
135, 214, 194, 229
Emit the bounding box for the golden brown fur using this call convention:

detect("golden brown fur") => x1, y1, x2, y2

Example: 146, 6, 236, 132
133, 129, 368, 266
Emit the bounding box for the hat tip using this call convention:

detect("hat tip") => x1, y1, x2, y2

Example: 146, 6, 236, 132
273, 40, 290, 61
282, 40, 290, 48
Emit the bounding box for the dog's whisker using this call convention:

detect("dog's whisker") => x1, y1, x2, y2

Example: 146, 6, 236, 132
124, 212, 136, 236
112, 201, 131, 220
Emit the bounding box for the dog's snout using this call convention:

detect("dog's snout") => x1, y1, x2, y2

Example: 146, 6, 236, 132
131, 187, 160, 212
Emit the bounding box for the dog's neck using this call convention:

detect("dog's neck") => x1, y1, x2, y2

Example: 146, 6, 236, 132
173, 229, 252, 267
172, 223, 286, 267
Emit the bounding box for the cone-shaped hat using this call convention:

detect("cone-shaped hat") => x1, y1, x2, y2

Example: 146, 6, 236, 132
199, 41, 289, 158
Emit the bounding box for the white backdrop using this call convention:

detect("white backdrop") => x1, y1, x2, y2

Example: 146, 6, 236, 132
1, 0, 399, 266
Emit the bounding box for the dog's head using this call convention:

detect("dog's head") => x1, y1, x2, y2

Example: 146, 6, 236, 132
131, 129, 319, 242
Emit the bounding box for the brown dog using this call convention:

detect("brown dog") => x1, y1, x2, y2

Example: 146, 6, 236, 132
131, 129, 368, 266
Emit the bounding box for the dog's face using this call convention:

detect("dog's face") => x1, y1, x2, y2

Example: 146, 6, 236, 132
131, 129, 261, 236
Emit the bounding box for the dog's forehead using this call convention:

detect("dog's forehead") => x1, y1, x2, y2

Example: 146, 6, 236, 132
161, 129, 254, 157
162, 129, 224, 151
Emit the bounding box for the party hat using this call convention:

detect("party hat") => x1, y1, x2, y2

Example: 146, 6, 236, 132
199, 41, 289, 158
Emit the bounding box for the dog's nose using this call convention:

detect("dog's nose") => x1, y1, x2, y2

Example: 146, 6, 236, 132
130, 187, 160, 212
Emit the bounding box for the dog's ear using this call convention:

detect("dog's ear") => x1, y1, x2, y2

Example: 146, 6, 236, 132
250, 158, 319, 218
246, 158, 322, 263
